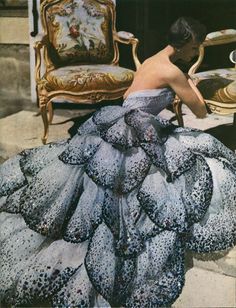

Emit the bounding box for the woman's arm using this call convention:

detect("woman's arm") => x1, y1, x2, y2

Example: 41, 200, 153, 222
187, 77, 204, 103
167, 67, 207, 118
187, 77, 212, 114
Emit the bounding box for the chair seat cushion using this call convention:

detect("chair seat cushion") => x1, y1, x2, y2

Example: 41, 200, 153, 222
193, 68, 236, 101
44, 65, 134, 93
193, 68, 236, 80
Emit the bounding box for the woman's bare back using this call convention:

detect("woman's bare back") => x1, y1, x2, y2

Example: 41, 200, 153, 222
124, 45, 207, 118
124, 51, 173, 98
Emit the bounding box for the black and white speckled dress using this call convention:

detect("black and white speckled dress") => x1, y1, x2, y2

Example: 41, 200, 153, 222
0, 88, 236, 307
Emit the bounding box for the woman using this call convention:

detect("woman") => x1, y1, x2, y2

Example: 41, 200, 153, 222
0, 17, 235, 307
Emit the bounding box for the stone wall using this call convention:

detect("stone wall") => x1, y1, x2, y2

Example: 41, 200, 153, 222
0, 44, 30, 99
0, 16, 30, 100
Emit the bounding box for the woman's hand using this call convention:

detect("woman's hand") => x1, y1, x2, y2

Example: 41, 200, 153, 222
192, 77, 200, 86
185, 73, 200, 86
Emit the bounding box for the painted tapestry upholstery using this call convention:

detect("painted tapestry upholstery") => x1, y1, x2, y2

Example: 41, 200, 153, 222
44, 65, 134, 92
46, 0, 114, 65
194, 68, 236, 102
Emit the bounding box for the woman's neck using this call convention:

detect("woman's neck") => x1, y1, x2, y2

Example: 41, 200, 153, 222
164, 45, 179, 63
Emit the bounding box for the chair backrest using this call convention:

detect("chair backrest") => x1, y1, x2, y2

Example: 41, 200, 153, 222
189, 29, 236, 75
229, 50, 236, 67
41, 0, 119, 68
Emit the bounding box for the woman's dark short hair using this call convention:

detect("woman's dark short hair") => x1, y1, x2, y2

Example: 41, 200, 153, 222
167, 17, 207, 48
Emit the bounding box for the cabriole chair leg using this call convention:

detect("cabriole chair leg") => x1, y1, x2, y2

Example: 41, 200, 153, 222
48, 101, 54, 125
40, 104, 49, 145
173, 99, 184, 127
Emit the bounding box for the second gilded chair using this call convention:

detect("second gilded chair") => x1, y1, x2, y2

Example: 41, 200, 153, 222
173, 29, 236, 127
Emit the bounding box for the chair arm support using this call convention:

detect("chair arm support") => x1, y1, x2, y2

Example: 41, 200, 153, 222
33, 37, 47, 83
188, 45, 205, 75
113, 31, 141, 70
173, 95, 184, 127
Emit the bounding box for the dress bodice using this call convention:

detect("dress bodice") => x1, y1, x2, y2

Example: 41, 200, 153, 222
123, 88, 175, 115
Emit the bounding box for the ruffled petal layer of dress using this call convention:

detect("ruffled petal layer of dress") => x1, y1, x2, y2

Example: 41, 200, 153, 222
0, 88, 235, 307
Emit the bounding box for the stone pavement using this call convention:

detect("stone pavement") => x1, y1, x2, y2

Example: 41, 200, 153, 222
174, 267, 236, 307
0, 99, 235, 307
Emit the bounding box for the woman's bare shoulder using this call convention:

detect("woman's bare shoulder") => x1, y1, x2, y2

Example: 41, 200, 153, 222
162, 62, 185, 83
130, 54, 185, 90
145, 54, 182, 75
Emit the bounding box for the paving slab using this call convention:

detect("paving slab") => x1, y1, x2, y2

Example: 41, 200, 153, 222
0, 110, 73, 159
191, 247, 236, 278
160, 105, 236, 152
173, 267, 236, 308
160, 104, 234, 130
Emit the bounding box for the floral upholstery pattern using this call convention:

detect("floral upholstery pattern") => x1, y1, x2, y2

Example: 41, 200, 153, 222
46, 0, 114, 65
44, 65, 134, 92
194, 68, 236, 102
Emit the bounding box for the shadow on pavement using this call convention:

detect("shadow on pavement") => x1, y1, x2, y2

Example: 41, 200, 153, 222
206, 123, 236, 151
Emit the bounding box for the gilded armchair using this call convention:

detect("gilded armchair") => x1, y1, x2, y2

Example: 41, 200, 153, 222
35, 0, 141, 144
173, 29, 236, 127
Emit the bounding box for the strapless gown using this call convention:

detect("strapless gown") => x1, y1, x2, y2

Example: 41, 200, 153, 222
0, 88, 235, 307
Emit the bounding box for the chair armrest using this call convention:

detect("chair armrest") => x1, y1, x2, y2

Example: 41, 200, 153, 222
203, 29, 236, 46
113, 31, 141, 70
115, 31, 135, 41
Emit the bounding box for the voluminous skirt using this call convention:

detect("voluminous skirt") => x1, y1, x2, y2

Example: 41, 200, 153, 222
0, 105, 236, 307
